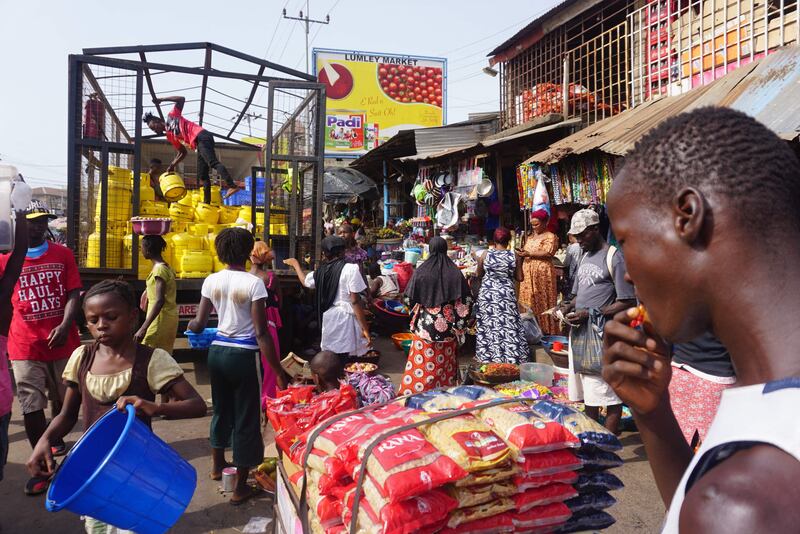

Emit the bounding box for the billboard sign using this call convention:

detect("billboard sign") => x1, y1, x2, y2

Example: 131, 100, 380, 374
313, 48, 447, 157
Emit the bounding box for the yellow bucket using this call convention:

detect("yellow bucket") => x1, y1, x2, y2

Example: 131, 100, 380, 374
195, 203, 220, 225
218, 205, 239, 224
86, 232, 123, 269
213, 255, 225, 272
238, 206, 264, 225
169, 202, 194, 221
159, 172, 186, 202
177, 191, 195, 208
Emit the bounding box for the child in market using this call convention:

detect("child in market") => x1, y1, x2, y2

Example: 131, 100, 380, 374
309, 350, 345, 393
188, 227, 288, 505
26, 279, 206, 531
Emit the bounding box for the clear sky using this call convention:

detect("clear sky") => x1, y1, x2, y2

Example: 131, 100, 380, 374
0, 0, 561, 188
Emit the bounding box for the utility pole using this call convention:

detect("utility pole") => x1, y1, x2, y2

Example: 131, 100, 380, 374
283, 1, 330, 74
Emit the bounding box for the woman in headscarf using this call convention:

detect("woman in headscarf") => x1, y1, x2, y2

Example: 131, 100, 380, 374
517, 209, 560, 335
475, 228, 529, 364
399, 237, 473, 395
284, 236, 371, 359
250, 241, 282, 405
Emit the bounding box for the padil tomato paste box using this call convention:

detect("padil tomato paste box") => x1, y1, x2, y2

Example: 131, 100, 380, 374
325, 111, 365, 152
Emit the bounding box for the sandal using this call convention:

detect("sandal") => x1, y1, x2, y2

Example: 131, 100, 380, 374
229, 486, 260, 506
51, 443, 67, 457
24, 476, 50, 496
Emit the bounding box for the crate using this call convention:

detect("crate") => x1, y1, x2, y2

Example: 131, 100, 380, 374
244, 176, 267, 192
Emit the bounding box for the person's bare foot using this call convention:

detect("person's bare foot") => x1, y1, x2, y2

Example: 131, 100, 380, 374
210, 461, 234, 481
223, 183, 244, 200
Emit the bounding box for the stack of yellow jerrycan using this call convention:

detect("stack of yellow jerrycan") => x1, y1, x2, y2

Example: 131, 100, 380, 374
122, 223, 151, 280
218, 205, 239, 224
169, 192, 194, 222
195, 202, 220, 225
178, 224, 212, 278
87, 166, 132, 268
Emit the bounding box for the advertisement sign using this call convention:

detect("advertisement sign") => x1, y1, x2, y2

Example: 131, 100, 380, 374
313, 48, 447, 157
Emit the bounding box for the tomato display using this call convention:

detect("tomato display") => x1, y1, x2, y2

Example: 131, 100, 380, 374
376, 63, 443, 108
319, 63, 354, 100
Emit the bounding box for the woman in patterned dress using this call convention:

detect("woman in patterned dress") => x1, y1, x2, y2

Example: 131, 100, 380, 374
399, 237, 473, 396
475, 228, 529, 364
517, 210, 560, 335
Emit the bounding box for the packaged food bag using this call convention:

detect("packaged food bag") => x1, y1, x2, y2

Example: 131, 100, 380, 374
513, 502, 572, 532
449, 480, 517, 508
414, 413, 512, 472
513, 483, 579, 512
518, 449, 583, 477
573, 471, 624, 493
563, 491, 617, 514
531, 400, 623, 452
446, 497, 516, 529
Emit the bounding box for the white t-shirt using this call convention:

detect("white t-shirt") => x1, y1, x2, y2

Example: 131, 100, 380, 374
201, 270, 268, 349
304, 263, 369, 355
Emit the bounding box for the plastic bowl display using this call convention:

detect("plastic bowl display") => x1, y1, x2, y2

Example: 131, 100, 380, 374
184, 328, 217, 348
344, 362, 378, 375
391, 332, 414, 350
131, 217, 172, 236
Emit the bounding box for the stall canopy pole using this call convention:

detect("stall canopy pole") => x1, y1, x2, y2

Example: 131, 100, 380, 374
382, 159, 389, 226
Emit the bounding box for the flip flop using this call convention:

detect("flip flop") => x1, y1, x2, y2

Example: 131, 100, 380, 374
51, 444, 67, 457
24, 476, 50, 496
229, 486, 260, 506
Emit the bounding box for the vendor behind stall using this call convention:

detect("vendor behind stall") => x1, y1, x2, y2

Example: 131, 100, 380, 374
310, 350, 344, 392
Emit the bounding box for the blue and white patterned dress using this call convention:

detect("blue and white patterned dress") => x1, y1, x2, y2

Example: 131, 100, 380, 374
475, 249, 530, 364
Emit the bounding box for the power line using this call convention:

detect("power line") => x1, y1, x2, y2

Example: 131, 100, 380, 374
264, 0, 295, 60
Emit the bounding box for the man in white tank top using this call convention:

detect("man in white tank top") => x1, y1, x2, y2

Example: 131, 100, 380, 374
602, 107, 800, 533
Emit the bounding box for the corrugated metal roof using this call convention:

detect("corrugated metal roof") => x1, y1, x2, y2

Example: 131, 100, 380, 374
488, 0, 584, 57
526, 46, 800, 165
413, 121, 497, 156
399, 145, 477, 162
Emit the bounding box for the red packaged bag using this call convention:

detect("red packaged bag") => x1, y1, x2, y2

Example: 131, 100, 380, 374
512, 502, 572, 531
343, 484, 458, 534
518, 449, 582, 477
438, 512, 514, 534
515, 470, 578, 492
513, 484, 578, 513
471, 401, 580, 456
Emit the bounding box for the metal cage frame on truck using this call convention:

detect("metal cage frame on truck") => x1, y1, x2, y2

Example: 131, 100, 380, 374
66, 42, 326, 288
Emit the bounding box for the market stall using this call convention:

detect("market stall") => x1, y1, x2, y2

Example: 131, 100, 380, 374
266, 362, 625, 534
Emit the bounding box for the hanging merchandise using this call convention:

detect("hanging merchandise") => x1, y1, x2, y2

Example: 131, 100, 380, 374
532, 168, 550, 216
517, 156, 616, 208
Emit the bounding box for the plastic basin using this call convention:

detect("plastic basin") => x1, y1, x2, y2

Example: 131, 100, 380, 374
46, 405, 196, 534
185, 328, 217, 348
520, 362, 555, 386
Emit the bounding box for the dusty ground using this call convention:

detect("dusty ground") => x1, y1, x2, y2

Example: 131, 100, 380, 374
0, 337, 664, 533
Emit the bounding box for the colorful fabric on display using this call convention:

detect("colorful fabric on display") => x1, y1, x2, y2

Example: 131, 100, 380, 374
517, 156, 616, 208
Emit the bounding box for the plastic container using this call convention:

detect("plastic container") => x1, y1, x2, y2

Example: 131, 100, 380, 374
520, 362, 555, 386
169, 203, 194, 222
131, 218, 171, 236
140, 201, 170, 217
0, 165, 14, 251
171, 232, 204, 270
133, 174, 156, 204
185, 328, 217, 348
218, 206, 239, 224
209, 186, 222, 207
159, 172, 187, 202
86, 232, 123, 268
179, 251, 212, 278
46, 404, 196, 534
403, 249, 421, 266
194, 203, 220, 225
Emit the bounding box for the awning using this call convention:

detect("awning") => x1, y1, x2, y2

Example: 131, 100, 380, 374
525, 45, 800, 165
323, 167, 380, 203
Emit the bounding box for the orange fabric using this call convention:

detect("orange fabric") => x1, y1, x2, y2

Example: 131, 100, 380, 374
398, 336, 457, 396
519, 232, 560, 335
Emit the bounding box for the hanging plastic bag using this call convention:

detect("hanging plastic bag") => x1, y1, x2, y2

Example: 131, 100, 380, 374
520, 308, 543, 345
569, 309, 605, 376
532, 168, 550, 216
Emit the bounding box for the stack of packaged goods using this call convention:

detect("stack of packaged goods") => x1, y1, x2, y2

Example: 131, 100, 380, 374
530, 400, 624, 533
407, 387, 581, 534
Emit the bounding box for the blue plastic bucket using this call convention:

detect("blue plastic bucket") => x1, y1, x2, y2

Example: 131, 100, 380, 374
46, 405, 196, 534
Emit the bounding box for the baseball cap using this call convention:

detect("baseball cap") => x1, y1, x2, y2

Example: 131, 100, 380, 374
26, 199, 57, 220
568, 208, 600, 235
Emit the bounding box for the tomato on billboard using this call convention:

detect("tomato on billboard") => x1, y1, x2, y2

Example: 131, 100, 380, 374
313, 48, 447, 157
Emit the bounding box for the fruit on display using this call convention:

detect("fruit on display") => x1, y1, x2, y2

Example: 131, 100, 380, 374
376, 227, 402, 239
377, 63, 443, 107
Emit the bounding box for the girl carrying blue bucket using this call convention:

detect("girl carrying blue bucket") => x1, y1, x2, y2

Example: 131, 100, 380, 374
26, 279, 207, 533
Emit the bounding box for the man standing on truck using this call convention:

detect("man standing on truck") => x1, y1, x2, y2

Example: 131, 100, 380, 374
0, 200, 82, 495
143, 95, 242, 203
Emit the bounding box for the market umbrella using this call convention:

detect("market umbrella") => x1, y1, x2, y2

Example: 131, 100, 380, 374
323, 167, 380, 204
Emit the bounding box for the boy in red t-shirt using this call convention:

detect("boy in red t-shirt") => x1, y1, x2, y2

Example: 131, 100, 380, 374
143, 95, 242, 203
0, 200, 82, 494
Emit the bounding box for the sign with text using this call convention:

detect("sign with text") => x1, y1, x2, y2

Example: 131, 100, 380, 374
314, 48, 446, 157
